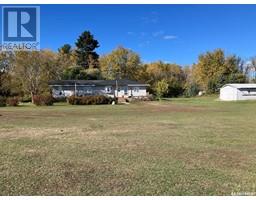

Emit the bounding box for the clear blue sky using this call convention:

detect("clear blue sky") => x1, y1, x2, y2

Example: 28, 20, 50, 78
2, 5, 256, 65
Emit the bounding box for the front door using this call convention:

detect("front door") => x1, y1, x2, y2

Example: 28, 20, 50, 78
124, 86, 128, 96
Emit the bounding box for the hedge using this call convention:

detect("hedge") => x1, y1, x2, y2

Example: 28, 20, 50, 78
0, 96, 6, 107
7, 97, 20, 106
67, 95, 117, 105
33, 95, 54, 106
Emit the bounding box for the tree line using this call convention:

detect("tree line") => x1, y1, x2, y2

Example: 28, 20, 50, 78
0, 30, 255, 102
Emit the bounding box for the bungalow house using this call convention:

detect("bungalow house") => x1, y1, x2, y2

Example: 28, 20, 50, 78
49, 79, 149, 98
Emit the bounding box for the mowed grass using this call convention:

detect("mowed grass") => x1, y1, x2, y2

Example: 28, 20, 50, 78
0, 96, 256, 195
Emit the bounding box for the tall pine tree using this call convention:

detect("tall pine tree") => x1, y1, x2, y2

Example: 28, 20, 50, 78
75, 31, 99, 69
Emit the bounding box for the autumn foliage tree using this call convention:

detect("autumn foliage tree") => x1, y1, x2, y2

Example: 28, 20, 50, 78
57, 44, 76, 70
183, 66, 200, 97
140, 61, 185, 97
193, 49, 246, 93
13, 51, 60, 103
156, 79, 169, 100
0, 52, 14, 96
99, 46, 142, 80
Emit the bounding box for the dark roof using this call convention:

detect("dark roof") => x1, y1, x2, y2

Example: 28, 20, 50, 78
49, 79, 149, 86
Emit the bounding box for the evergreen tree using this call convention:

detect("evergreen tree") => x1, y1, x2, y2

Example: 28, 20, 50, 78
75, 31, 99, 69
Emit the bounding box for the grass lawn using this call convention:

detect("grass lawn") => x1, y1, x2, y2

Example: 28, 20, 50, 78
0, 96, 256, 195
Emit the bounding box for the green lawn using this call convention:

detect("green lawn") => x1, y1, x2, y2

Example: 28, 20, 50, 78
0, 96, 256, 195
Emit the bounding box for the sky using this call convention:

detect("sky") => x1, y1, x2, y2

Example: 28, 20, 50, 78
2, 4, 256, 65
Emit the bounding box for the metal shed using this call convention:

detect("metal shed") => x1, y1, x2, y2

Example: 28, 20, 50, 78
220, 84, 256, 101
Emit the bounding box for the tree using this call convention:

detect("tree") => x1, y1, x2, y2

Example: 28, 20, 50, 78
248, 57, 256, 82
75, 31, 99, 69
58, 44, 72, 54
62, 66, 87, 80
156, 79, 169, 100
140, 61, 185, 97
85, 68, 101, 80
183, 66, 200, 97
0, 52, 14, 96
193, 49, 246, 93
99, 46, 142, 80
13, 50, 59, 103
57, 44, 76, 72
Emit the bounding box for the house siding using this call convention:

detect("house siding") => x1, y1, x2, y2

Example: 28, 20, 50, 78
220, 86, 238, 101
220, 85, 256, 101
51, 85, 148, 98
237, 89, 256, 100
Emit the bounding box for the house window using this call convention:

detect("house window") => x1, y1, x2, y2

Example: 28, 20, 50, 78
85, 87, 92, 94
105, 86, 112, 93
124, 87, 128, 95
240, 88, 256, 96
133, 87, 139, 92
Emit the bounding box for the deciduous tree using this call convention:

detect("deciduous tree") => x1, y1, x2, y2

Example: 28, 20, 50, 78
0, 52, 14, 96
58, 44, 76, 73
99, 46, 141, 80
13, 50, 59, 103
156, 79, 169, 100
193, 49, 246, 93
141, 61, 185, 97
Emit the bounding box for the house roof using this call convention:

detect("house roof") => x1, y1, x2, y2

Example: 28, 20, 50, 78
222, 84, 256, 89
49, 79, 149, 87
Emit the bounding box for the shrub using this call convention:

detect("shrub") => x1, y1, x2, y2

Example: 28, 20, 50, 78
67, 95, 117, 105
127, 95, 154, 103
67, 95, 76, 105
0, 96, 6, 107
33, 95, 54, 106
184, 83, 200, 97
53, 97, 67, 103
7, 97, 20, 106
156, 79, 169, 100
21, 95, 31, 103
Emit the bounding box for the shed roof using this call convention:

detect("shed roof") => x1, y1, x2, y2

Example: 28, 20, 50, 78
49, 79, 149, 87
222, 84, 256, 89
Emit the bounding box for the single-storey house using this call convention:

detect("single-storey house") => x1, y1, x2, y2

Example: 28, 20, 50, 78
49, 79, 149, 98
220, 84, 256, 101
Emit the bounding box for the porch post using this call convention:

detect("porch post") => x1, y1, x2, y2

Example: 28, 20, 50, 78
75, 82, 77, 97
115, 79, 118, 98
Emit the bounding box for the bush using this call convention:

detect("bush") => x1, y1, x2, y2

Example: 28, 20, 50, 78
7, 97, 20, 106
33, 95, 54, 106
127, 95, 154, 103
67, 95, 76, 105
21, 95, 32, 103
53, 97, 67, 103
184, 83, 200, 97
0, 96, 6, 107
67, 95, 117, 105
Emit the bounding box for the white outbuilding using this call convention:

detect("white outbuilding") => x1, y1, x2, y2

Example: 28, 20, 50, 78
220, 84, 256, 101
